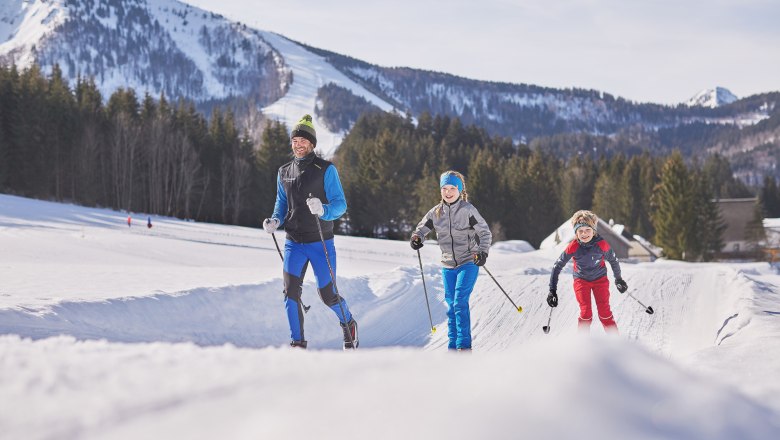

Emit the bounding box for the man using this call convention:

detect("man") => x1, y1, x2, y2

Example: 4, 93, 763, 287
262, 114, 358, 349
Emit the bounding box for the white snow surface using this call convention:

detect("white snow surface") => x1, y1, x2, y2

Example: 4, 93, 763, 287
257, 31, 396, 158
1, 193, 780, 439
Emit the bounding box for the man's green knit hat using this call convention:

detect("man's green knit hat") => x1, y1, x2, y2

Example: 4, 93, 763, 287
291, 114, 317, 146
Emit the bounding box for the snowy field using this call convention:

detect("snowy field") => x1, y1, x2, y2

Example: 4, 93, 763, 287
1, 193, 779, 439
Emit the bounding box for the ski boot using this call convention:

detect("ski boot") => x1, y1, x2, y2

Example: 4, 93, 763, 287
340, 318, 359, 349
290, 340, 308, 349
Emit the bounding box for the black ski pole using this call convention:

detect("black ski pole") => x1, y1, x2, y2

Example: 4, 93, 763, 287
416, 249, 437, 334
481, 266, 523, 312
272, 232, 310, 313
626, 291, 654, 315
271, 231, 284, 261
309, 195, 356, 350
542, 306, 553, 334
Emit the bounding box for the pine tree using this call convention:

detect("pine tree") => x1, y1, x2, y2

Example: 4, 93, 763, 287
692, 172, 726, 261
592, 154, 626, 224
621, 155, 657, 238
256, 120, 291, 217
702, 154, 752, 198
73, 76, 107, 205
507, 151, 563, 247
760, 176, 780, 218
410, 165, 443, 227
637, 154, 660, 239
40, 64, 78, 200
0, 65, 19, 190
560, 155, 597, 216
652, 152, 696, 260
502, 155, 529, 241
357, 128, 411, 238
16, 64, 48, 196
468, 149, 506, 240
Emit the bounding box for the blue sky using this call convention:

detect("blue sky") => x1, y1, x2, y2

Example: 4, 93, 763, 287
181, 0, 780, 105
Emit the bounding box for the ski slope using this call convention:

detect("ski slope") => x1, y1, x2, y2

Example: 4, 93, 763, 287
258, 31, 396, 158
1, 193, 779, 439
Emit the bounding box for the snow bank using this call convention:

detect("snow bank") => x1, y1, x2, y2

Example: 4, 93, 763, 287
1, 335, 778, 440
3, 193, 780, 438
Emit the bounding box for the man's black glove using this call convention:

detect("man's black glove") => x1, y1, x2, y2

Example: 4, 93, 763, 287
615, 278, 628, 293
410, 235, 423, 250
473, 252, 488, 266
547, 290, 558, 307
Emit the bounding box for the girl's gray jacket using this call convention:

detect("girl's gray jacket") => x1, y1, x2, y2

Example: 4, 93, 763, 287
412, 199, 492, 269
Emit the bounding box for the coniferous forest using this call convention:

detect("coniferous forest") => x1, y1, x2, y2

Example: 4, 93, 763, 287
2, 64, 777, 261
0, 64, 291, 227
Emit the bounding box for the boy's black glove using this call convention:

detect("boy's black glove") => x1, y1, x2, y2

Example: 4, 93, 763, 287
410, 235, 423, 250
547, 290, 558, 307
615, 278, 628, 293
473, 252, 488, 266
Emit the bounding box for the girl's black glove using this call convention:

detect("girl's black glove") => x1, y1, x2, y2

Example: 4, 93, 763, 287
547, 290, 558, 307
410, 236, 423, 250
615, 278, 628, 293
473, 252, 488, 266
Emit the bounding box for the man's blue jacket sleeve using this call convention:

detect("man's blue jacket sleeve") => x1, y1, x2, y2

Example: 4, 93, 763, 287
271, 165, 347, 223
272, 173, 287, 225
321, 165, 347, 221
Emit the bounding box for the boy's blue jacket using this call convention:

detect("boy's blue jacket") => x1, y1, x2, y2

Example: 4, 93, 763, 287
549, 235, 622, 291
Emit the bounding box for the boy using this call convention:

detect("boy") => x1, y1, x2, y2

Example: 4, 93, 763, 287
547, 210, 627, 332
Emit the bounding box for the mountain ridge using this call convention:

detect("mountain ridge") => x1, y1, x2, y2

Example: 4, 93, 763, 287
1, 0, 779, 176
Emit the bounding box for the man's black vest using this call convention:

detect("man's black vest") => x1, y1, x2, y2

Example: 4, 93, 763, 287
279, 153, 334, 243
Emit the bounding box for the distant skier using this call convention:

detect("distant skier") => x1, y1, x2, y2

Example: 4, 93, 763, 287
410, 170, 492, 351
547, 210, 627, 333
127, 215, 132, 227
147, 216, 152, 229
262, 114, 358, 350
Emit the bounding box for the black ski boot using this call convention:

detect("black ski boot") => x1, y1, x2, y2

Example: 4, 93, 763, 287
290, 340, 308, 349
340, 318, 359, 349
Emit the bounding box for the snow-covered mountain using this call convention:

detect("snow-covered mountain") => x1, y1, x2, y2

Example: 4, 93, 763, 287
2, 193, 780, 438
1, 0, 290, 104
0, 0, 400, 155
1, 0, 777, 159
686, 86, 739, 108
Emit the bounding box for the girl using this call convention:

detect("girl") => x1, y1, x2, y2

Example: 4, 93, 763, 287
548, 210, 627, 332
410, 171, 492, 351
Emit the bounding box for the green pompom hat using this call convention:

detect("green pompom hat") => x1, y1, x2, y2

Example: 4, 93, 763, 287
291, 114, 317, 146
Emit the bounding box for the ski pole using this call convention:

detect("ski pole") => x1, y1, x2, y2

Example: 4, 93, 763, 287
416, 249, 437, 334
626, 291, 654, 315
271, 231, 284, 261
542, 306, 553, 334
481, 266, 523, 312
272, 232, 310, 313
310, 195, 356, 350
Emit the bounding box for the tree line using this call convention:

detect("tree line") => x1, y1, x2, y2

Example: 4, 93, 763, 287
334, 111, 768, 261
2, 64, 777, 261
0, 63, 290, 226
